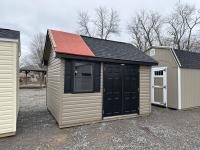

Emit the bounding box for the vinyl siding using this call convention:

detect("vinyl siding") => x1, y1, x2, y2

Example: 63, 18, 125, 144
0, 41, 18, 135
146, 48, 179, 109
46, 50, 62, 124
60, 60, 102, 127
180, 68, 200, 109
139, 66, 151, 114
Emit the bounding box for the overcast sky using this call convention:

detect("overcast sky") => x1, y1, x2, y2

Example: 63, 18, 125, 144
1, 0, 200, 57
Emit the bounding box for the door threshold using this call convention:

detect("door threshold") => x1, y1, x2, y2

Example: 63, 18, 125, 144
152, 103, 166, 108
103, 113, 138, 121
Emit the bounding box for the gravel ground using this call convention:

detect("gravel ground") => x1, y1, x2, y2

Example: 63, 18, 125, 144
1, 89, 200, 150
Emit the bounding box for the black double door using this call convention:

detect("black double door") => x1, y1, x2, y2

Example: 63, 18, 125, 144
103, 63, 139, 117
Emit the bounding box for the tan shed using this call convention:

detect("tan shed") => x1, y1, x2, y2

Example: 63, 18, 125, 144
0, 28, 20, 137
43, 29, 157, 128
146, 46, 200, 110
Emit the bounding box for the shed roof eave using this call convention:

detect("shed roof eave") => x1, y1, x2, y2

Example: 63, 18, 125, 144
56, 52, 158, 66
0, 38, 19, 43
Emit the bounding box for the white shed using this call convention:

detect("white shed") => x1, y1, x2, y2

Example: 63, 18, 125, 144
0, 28, 20, 138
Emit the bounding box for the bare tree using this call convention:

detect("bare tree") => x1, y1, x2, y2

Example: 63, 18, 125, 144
30, 33, 46, 67
127, 17, 144, 50
167, 12, 187, 50
166, 3, 200, 51
183, 5, 200, 50
77, 12, 92, 37
77, 7, 120, 40
127, 10, 163, 51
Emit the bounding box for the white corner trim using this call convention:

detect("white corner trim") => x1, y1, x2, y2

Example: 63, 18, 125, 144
178, 67, 182, 109
171, 48, 181, 67
150, 68, 154, 104
48, 29, 57, 48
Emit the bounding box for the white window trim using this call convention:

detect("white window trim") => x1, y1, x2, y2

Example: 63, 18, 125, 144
178, 67, 182, 109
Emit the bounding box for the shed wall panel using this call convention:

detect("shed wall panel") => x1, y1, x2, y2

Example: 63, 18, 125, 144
146, 48, 179, 109
0, 41, 18, 135
139, 66, 151, 114
60, 61, 102, 127
181, 68, 200, 109
46, 50, 62, 124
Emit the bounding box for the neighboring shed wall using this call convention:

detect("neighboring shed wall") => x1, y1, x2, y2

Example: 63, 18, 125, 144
181, 68, 200, 109
146, 48, 179, 109
59, 60, 102, 128
139, 66, 151, 114
46, 49, 62, 124
0, 41, 18, 136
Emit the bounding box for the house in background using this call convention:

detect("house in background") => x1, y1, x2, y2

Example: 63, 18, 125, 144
146, 46, 200, 110
43, 29, 157, 128
0, 28, 20, 137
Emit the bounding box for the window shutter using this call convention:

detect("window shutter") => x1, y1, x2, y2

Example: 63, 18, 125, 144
94, 63, 101, 92
64, 60, 72, 93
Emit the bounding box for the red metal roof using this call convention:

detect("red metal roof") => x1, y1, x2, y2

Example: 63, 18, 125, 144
49, 29, 95, 57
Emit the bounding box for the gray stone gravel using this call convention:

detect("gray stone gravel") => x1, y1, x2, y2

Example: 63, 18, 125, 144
1, 88, 200, 150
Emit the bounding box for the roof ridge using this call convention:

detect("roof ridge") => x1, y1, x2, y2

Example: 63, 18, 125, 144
49, 29, 78, 36
81, 35, 132, 45
48, 29, 132, 45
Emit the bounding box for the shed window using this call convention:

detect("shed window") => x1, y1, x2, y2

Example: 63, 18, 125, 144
74, 62, 93, 92
64, 60, 101, 93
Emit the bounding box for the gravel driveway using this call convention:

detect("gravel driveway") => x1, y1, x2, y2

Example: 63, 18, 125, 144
1, 88, 200, 150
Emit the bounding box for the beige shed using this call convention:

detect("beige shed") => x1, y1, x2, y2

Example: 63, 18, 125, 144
43, 29, 157, 128
0, 28, 20, 137
146, 46, 200, 110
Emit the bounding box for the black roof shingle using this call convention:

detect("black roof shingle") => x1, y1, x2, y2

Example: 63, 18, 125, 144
174, 49, 200, 69
81, 36, 157, 65
0, 28, 20, 40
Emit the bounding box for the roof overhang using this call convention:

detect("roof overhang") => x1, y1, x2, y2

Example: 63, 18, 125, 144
56, 52, 158, 66
0, 38, 19, 43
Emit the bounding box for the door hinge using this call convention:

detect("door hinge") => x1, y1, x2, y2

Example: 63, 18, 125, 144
102, 110, 104, 114
103, 88, 106, 92
138, 88, 140, 92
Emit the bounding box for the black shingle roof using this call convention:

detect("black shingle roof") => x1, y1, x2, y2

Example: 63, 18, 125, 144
174, 49, 200, 69
81, 36, 157, 65
0, 28, 20, 40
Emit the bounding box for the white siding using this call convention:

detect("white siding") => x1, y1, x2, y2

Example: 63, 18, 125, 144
0, 41, 18, 136
46, 50, 62, 124
139, 66, 151, 114
59, 60, 102, 127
